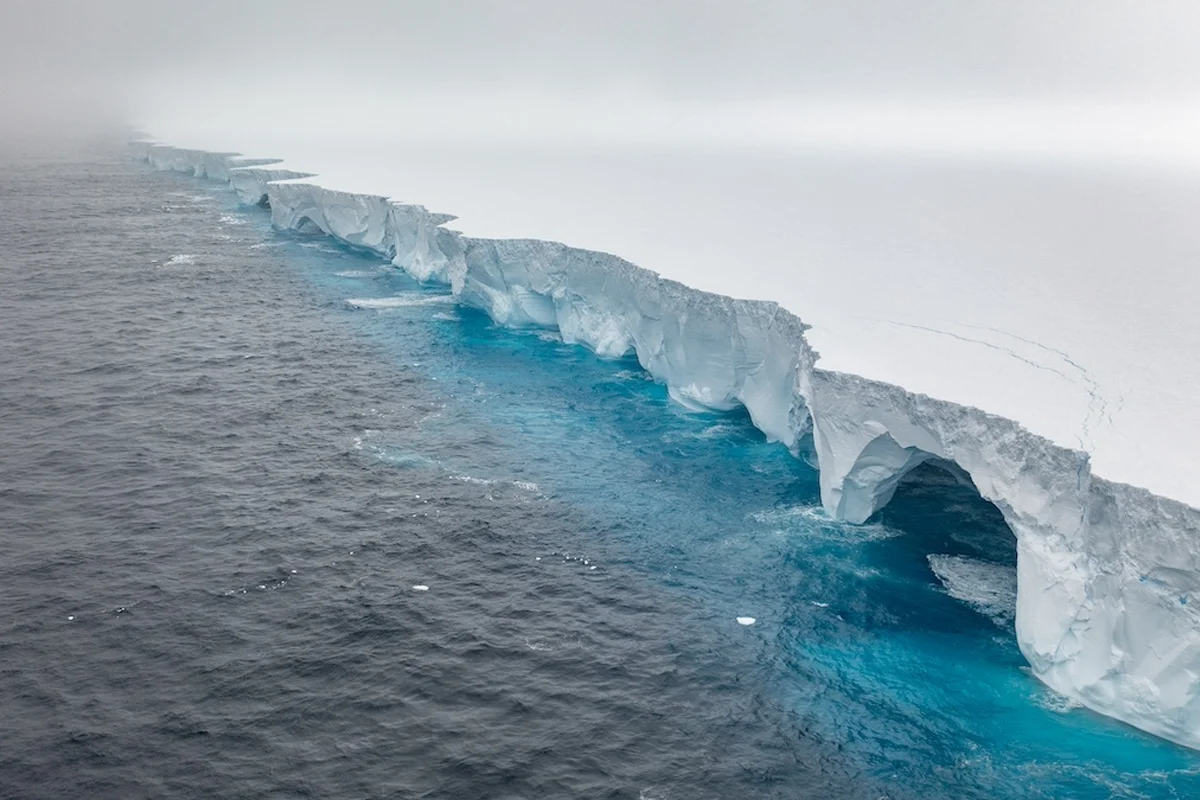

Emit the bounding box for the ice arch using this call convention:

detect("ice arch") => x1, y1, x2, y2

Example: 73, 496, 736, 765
130, 142, 1200, 751
807, 368, 1200, 748
830, 432, 949, 525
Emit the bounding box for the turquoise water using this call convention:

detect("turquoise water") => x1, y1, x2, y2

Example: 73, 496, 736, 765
274, 202, 1200, 797
4, 146, 1197, 798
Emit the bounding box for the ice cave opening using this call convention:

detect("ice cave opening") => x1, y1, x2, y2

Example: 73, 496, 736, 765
869, 459, 1019, 634
289, 215, 324, 235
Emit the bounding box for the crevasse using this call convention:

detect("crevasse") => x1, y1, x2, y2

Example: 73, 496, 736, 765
131, 141, 1200, 751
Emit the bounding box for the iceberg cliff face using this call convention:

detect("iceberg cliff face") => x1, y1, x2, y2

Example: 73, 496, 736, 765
228, 165, 314, 206
457, 237, 814, 447
130, 140, 1200, 750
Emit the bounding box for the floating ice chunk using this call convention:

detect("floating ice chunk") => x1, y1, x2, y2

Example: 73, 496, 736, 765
412, 585, 429, 591
928, 554, 1017, 629
736, 616, 756, 626
344, 295, 451, 309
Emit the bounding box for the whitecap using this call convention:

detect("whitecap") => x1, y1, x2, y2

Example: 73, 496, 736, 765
163, 254, 197, 266
450, 474, 497, 486
749, 504, 898, 543
696, 423, 737, 439
749, 504, 828, 525
373, 450, 434, 468
1037, 690, 1084, 714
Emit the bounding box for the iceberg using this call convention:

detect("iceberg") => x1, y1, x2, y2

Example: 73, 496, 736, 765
228, 165, 314, 207
129, 140, 1200, 751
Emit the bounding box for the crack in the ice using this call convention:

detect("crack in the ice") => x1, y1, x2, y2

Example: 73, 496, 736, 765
950, 321, 1115, 441
880, 320, 1104, 453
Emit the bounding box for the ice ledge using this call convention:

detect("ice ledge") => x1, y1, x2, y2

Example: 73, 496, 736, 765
131, 140, 1200, 750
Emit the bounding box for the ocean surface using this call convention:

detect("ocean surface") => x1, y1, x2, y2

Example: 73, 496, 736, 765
1, 139, 1198, 799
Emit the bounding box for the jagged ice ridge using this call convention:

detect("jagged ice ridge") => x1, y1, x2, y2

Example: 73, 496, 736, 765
131, 141, 1200, 751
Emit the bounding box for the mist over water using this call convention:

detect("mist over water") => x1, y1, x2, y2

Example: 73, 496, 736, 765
8, 1, 1200, 164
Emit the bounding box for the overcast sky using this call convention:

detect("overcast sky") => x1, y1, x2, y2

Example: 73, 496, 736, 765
6, 0, 1200, 157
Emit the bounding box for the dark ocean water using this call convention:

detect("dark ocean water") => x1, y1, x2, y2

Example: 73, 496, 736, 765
1, 140, 1198, 799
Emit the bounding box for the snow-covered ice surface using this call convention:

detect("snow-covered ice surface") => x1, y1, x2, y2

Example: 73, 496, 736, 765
129, 136, 1200, 751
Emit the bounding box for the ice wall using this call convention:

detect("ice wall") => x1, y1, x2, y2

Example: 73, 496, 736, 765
130, 141, 1200, 751
228, 165, 314, 206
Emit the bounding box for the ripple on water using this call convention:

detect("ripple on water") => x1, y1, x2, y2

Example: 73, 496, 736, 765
0, 147, 1194, 800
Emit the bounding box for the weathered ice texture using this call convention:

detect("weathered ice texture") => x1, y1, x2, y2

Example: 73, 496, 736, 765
131, 141, 1200, 751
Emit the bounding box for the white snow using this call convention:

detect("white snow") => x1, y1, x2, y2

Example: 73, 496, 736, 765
135, 134, 1200, 506
130, 138, 1200, 752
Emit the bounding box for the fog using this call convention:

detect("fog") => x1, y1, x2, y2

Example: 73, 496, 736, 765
5, 0, 1200, 161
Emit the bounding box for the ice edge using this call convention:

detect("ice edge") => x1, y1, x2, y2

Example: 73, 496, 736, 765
131, 140, 1200, 751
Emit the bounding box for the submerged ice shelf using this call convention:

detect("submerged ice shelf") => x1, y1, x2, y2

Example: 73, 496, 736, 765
131, 141, 1200, 751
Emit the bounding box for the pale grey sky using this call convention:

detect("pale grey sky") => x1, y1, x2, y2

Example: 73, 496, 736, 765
5, 0, 1200, 151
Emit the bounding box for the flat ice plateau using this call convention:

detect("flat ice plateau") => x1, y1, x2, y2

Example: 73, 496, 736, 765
130, 137, 1200, 751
